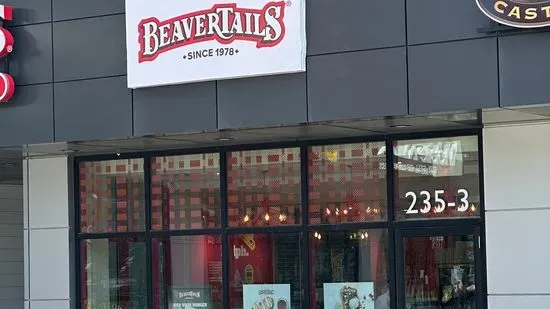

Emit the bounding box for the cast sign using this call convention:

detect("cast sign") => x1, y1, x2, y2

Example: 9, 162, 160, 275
125, 0, 306, 89
476, 0, 550, 28
0, 4, 14, 102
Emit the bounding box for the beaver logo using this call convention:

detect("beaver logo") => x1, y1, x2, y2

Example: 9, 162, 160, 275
476, 0, 550, 28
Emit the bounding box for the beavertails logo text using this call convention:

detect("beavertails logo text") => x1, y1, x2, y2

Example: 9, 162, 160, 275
138, 2, 286, 63
476, 0, 550, 28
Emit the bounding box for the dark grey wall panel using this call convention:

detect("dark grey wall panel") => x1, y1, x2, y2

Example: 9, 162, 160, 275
308, 48, 407, 122
407, 0, 491, 45
53, 15, 126, 82
54, 76, 132, 141
217, 74, 307, 129
408, 38, 498, 114
0, 185, 23, 309
0, 84, 53, 146
53, 0, 125, 21
307, 0, 405, 55
499, 33, 550, 107
4, 0, 52, 26
133, 82, 217, 136
9, 24, 53, 86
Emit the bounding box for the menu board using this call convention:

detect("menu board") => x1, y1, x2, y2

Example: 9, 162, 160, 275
323, 282, 374, 309
243, 284, 291, 309
170, 286, 212, 309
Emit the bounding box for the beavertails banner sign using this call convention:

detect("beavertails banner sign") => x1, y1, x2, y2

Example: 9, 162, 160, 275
125, 0, 306, 89
476, 0, 550, 28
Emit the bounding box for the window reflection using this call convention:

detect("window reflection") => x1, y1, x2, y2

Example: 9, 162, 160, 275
309, 142, 387, 224
310, 230, 389, 309
393, 136, 480, 220
151, 154, 220, 230
79, 159, 145, 233
153, 235, 223, 309
81, 238, 147, 309
404, 235, 476, 309
227, 148, 301, 227
228, 233, 301, 309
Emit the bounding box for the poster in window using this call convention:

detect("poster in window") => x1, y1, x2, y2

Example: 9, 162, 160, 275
323, 282, 375, 309
243, 284, 291, 309
170, 286, 212, 309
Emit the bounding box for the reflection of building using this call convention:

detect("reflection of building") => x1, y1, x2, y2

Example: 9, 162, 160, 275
1, 2, 549, 309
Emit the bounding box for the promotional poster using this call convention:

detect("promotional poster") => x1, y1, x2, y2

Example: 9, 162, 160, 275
229, 234, 273, 308
323, 282, 375, 309
170, 286, 213, 309
243, 284, 291, 309
125, 0, 306, 88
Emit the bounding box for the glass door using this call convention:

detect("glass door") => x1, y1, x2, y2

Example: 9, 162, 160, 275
396, 227, 483, 309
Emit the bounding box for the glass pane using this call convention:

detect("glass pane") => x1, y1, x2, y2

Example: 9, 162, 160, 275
227, 148, 301, 227
393, 136, 480, 220
308, 142, 387, 224
404, 235, 476, 309
81, 238, 147, 309
228, 233, 301, 309
153, 235, 223, 309
310, 230, 389, 309
79, 159, 145, 233
151, 154, 220, 230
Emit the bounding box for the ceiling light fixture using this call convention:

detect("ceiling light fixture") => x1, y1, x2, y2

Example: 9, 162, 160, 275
216, 137, 233, 142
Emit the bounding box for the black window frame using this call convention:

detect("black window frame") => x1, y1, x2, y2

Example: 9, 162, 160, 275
73, 128, 487, 309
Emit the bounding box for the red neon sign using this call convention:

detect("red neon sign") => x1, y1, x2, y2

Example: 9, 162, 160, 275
0, 4, 14, 103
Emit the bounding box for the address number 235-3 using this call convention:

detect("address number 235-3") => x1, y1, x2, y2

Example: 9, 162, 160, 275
404, 189, 469, 214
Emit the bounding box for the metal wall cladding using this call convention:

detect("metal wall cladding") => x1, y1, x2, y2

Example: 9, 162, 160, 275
2, 0, 549, 146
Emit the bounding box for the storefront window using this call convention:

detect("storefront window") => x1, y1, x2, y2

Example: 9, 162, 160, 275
227, 148, 301, 227
228, 233, 301, 309
403, 235, 476, 308
81, 238, 147, 309
151, 154, 220, 230
310, 229, 389, 309
308, 142, 387, 224
76, 133, 484, 309
79, 159, 145, 233
152, 235, 223, 309
393, 136, 481, 220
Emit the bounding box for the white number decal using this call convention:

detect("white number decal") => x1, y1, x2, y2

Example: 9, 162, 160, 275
419, 190, 431, 213
405, 189, 471, 215
457, 189, 469, 212
405, 191, 418, 214
434, 190, 446, 213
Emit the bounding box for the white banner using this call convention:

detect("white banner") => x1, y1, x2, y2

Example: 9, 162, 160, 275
243, 284, 291, 309
125, 0, 306, 89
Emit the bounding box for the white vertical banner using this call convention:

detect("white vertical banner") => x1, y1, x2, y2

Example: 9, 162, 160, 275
125, 0, 306, 89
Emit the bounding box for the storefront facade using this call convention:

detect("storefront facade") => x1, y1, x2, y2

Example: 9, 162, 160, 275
2, 1, 550, 309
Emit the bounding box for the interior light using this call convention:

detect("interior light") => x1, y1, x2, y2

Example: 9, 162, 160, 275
343, 209, 348, 215
264, 213, 270, 221
471, 204, 476, 211
326, 208, 331, 215
366, 207, 372, 214
243, 215, 250, 223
